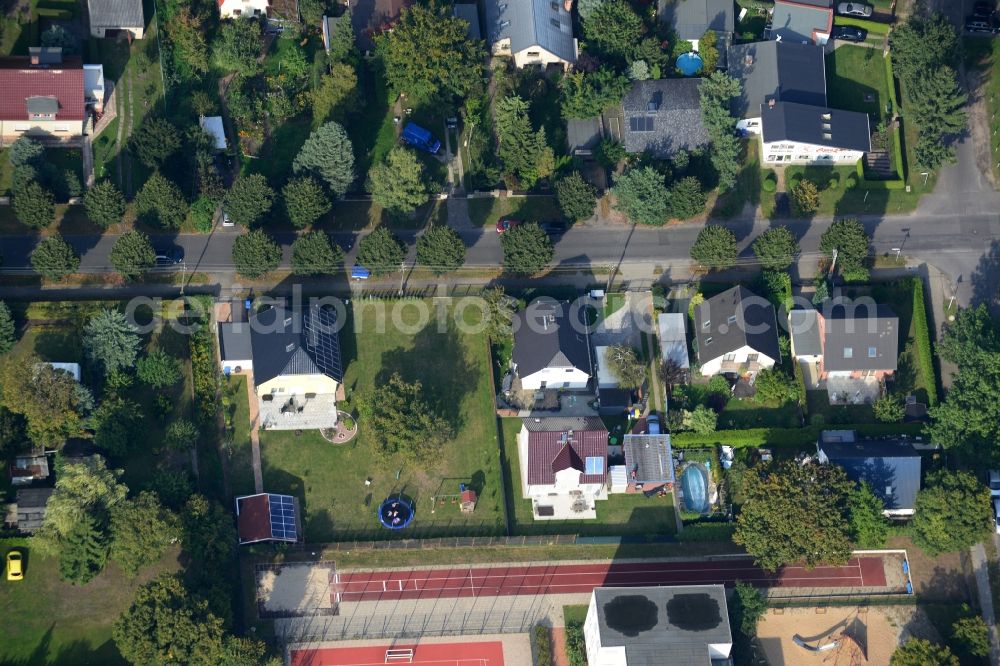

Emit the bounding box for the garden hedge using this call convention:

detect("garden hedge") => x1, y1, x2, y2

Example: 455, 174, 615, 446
190, 325, 221, 430
834, 16, 890, 34
533, 625, 553, 666
672, 422, 925, 449
677, 523, 736, 542
35, 7, 73, 18
910, 277, 939, 406
884, 53, 899, 114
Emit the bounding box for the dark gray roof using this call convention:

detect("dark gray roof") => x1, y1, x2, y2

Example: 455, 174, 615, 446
762, 101, 871, 152
623, 434, 674, 484
512, 298, 592, 377
622, 78, 710, 158
818, 431, 921, 511
485, 0, 577, 64
771, 0, 832, 44
789, 308, 822, 356
16, 488, 54, 532
26, 96, 59, 115
249, 304, 344, 385
453, 3, 481, 41
659, 0, 735, 40
28, 47, 63, 65
87, 0, 144, 28
822, 304, 897, 372
592, 585, 731, 665
727, 41, 826, 118
566, 117, 602, 154
523, 416, 607, 432
219, 322, 253, 362
694, 286, 781, 363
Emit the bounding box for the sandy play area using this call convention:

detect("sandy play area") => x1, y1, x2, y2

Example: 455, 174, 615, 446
756, 605, 919, 665
257, 562, 337, 617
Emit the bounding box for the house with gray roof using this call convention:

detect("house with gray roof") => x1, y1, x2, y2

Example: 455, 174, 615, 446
623, 433, 674, 491
486, 0, 577, 68
818, 430, 921, 516
761, 100, 871, 164
658, 0, 734, 67
512, 298, 592, 390
567, 117, 602, 156
769, 0, 833, 45
15, 488, 54, 533
585, 585, 733, 665
620, 78, 710, 158
88, 0, 145, 39
727, 41, 827, 126
693, 286, 780, 378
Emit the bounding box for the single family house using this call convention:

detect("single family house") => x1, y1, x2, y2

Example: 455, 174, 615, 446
693, 286, 780, 377
235, 492, 301, 543
512, 298, 592, 391
584, 585, 733, 665
88, 0, 146, 39
619, 78, 711, 159
15, 488, 54, 533
818, 429, 921, 517
770, 0, 833, 45
517, 417, 609, 519
485, 0, 578, 69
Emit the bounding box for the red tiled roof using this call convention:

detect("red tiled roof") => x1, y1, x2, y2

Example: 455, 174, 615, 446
527, 429, 608, 486
236, 494, 272, 543
0, 57, 85, 121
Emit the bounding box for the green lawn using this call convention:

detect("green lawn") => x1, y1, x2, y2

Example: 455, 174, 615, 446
805, 390, 875, 424
498, 418, 677, 537
603, 292, 626, 319
0, 539, 181, 665
760, 164, 922, 218
467, 195, 562, 227
243, 115, 312, 187
826, 45, 891, 123
259, 300, 505, 542
225, 375, 257, 498
350, 60, 397, 178
717, 397, 800, 429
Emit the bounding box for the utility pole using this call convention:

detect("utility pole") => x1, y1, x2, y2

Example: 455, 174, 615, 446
179, 260, 186, 296
399, 261, 405, 296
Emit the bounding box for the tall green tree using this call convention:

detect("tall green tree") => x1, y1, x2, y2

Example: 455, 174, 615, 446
380, 4, 484, 102
752, 226, 799, 271
416, 225, 466, 274
890, 13, 960, 88
555, 172, 597, 221
290, 231, 343, 276
110, 492, 179, 577
84, 180, 127, 228
848, 482, 889, 548
84, 309, 141, 376
292, 122, 355, 197
560, 68, 631, 119
909, 66, 967, 170
613, 167, 671, 226
311, 62, 359, 126
734, 461, 853, 571
37, 456, 127, 553
583, 0, 644, 59
698, 72, 742, 190
790, 179, 820, 217
819, 218, 870, 275
483, 286, 516, 343
363, 373, 453, 464
910, 470, 993, 555
113, 574, 226, 666
137, 349, 182, 389
890, 638, 959, 666
699, 30, 720, 72
223, 174, 274, 227
136, 172, 188, 229
357, 227, 406, 277
13, 181, 55, 229
0, 354, 92, 448
58, 514, 109, 585
31, 234, 80, 281
500, 223, 554, 275
93, 398, 144, 456
232, 229, 281, 279
130, 119, 182, 168
214, 18, 262, 75
690, 224, 737, 270
367, 147, 430, 214
111, 231, 156, 280
283, 176, 331, 228
8, 136, 44, 167
495, 96, 550, 188
681, 405, 717, 434
668, 176, 706, 220
0, 301, 14, 355
605, 345, 645, 389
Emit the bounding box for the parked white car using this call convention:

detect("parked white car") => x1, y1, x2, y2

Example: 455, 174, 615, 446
989, 470, 1000, 498
837, 2, 873, 17
995, 498, 1000, 535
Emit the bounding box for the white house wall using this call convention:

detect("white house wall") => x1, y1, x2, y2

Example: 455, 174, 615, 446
699, 344, 776, 377
737, 117, 762, 134
219, 0, 270, 19
761, 139, 864, 165
519, 366, 590, 390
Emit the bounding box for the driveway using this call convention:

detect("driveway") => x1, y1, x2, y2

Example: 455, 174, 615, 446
591, 292, 653, 350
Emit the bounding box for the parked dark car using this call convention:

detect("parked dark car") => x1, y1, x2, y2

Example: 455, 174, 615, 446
974, 1, 994, 18
539, 220, 568, 237
836, 1, 873, 17
832, 25, 868, 42
966, 19, 993, 33
154, 248, 184, 267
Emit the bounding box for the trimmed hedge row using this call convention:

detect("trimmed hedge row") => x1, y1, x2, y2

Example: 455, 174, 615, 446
677, 523, 736, 541
533, 625, 553, 666
911, 277, 939, 406
190, 325, 221, 429
672, 422, 926, 449
35, 7, 73, 18
884, 53, 899, 114
834, 16, 891, 34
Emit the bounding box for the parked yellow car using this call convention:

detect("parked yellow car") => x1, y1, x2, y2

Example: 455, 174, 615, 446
5, 550, 23, 581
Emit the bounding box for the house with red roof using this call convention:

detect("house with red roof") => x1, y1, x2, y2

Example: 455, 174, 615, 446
517, 417, 609, 520
0, 48, 103, 142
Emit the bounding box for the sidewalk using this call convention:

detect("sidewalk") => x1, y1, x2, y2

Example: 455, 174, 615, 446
971, 541, 1000, 665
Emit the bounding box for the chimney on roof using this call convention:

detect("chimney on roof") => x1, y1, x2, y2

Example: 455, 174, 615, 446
768, 98, 776, 109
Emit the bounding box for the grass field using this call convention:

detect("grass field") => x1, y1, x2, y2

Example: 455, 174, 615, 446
717, 397, 800, 429
225, 375, 257, 498
260, 300, 505, 541
826, 45, 891, 124
498, 419, 677, 537
467, 195, 563, 227
0, 539, 181, 665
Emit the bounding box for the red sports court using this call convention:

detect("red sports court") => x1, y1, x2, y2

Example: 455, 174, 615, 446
290, 641, 505, 666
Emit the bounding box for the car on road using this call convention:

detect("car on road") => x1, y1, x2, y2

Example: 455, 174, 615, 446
495, 218, 521, 234
836, 2, 873, 17
539, 220, 567, 237
831, 25, 867, 42
965, 19, 993, 33
154, 248, 184, 267
989, 470, 1000, 498
6, 550, 23, 581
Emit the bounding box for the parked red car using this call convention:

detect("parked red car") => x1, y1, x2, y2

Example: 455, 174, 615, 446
495, 218, 521, 234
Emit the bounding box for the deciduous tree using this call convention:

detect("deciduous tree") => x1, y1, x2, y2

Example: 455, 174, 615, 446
681, 405, 717, 434
283, 176, 331, 228
416, 225, 466, 274
367, 147, 429, 214
291, 231, 343, 276
606, 344, 646, 389
790, 179, 820, 217
137, 349, 182, 389
363, 373, 453, 464
84, 309, 141, 376
699, 30, 719, 72
890, 638, 958, 666
910, 470, 992, 555
84, 180, 127, 228
311, 62, 358, 126
214, 18, 262, 76
0, 301, 14, 355
951, 616, 990, 659
31, 234, 79, 281
848, 481, 888, 548
734, 461, 853, 571
356, 227, 405, 277
818, 217, 869, 275
752, 226, 799, 271
873, 394, 905, 423
38, 456, 127, 553
110, 491, 179, 577
292, 121, 355, 197
0, 354, 92, 448
583, 0, 644, 59
690, 224, 737, 269
231, 229, 281, 279
560, 68, 631, 119
500, 223, 553, 275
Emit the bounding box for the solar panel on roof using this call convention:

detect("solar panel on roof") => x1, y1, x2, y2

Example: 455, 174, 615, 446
304, 304, 344, 382
629, 117, 655, 132
267, 494, 298, 541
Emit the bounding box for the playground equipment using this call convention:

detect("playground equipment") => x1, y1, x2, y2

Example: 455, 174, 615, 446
378, 496, 414, 530
793, 612, 866, 665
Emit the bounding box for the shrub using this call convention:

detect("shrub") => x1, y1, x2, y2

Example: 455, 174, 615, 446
533, 625, 553, 666
189, 327, 220, 429
845, 174, 859, 188
911, 277, 938, 406
762, 176, 776, 192
828, 177, 839, 189
231, 230, 281, 279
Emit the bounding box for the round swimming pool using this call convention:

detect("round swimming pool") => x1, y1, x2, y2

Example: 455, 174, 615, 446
676, 52, 704, 77
680, 464, 709, 513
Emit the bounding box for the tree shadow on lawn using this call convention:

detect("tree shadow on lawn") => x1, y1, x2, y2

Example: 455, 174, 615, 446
5, 626, 124, 666
374, 315, 482, 436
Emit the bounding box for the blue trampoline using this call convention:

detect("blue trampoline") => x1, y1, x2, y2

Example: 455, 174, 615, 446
676, 52, 703, 76
378, 496, 414, 530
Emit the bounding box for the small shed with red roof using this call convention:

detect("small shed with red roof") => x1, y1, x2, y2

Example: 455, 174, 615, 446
235, 493, 301, 544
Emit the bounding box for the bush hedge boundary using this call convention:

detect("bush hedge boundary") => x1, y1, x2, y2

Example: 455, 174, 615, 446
672, 422, 926, 448
910, 277, 939, 406
834, 16, 891, 34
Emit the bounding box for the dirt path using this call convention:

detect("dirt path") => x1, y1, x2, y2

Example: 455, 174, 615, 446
960, 57, 998, 191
